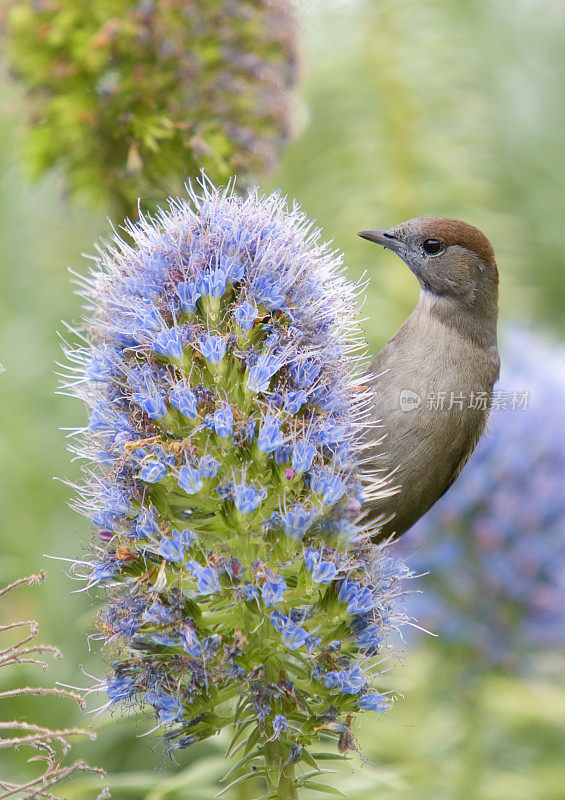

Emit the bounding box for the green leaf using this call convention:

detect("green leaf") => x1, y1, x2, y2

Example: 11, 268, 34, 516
299, 781, 348, 796
220, 750, 262, 783
243, 725, 261, 755
216, 770, 264, 797
300, 749, 320, 770
225, 718, 255, 757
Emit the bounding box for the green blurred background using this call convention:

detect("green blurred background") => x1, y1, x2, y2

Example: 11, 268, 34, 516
1, 0, 564, 797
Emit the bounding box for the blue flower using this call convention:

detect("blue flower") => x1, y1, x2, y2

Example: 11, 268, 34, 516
152, 328, 184, 359
261, 575, 287, 606
142, 599, 178, 624
133, 392, 167, 420
178, 465, 203, 494
181, 624, 202, 657
178, 281, 201, 313
289, 360, 321, 389
312, 560, 338, 584
292, 441, 316, 473
154, 532, 186, 562
357, 691, 389, 712
257, 415, 285, 454
140, 460, 168, 483
134, 508, 160, 538
251, 276, 286, 310
214, 404, 234, 438
66, 180, 411, 770
284, 389, 309, 414
310, 469, 346, 506
270, 612, 308, 650
339, 580, 375, 615
282, 505, 317, 540
188, 562, 221, 595
234, 300, 257, 330
323, 666, 366, 695
199, 455, 220, 478
272, 714, 288, 738
233, 483, 266, 514
221, 255, 245, 282
246, 353, 283, 393
169, 385, 198, 419
145, 690, 185, 723
198, 333, 226, 364
106, 674, 135, 704
92, 558, 119, 583
198, 269, 227, 299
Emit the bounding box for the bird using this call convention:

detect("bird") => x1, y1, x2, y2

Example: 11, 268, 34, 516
357, 217, 500, 541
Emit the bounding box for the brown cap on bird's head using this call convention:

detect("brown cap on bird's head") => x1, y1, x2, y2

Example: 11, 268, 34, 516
358, 216, 499, 308
404, 217, 498, 276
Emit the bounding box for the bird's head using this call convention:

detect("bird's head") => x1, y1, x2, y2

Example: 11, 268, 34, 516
358, 217, 498, 314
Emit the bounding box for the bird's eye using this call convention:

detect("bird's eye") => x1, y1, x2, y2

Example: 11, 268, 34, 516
422, 238, 443, 255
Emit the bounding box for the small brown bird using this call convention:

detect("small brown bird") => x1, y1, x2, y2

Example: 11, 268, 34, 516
358, 217, 500, 540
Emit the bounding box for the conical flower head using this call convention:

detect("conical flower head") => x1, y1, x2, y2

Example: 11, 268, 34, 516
64, 182, 410, 788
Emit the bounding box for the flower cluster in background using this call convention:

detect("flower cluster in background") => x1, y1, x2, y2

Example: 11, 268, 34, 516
393, 327, 565, 669
5, 0, 298, 216
63, 181, 410, 794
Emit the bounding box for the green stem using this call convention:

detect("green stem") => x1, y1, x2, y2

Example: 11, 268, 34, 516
455, 672, 483, 800
264, 740, 298, 800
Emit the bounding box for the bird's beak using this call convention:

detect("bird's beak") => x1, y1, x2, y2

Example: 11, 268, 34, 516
357, 229, 403, 253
